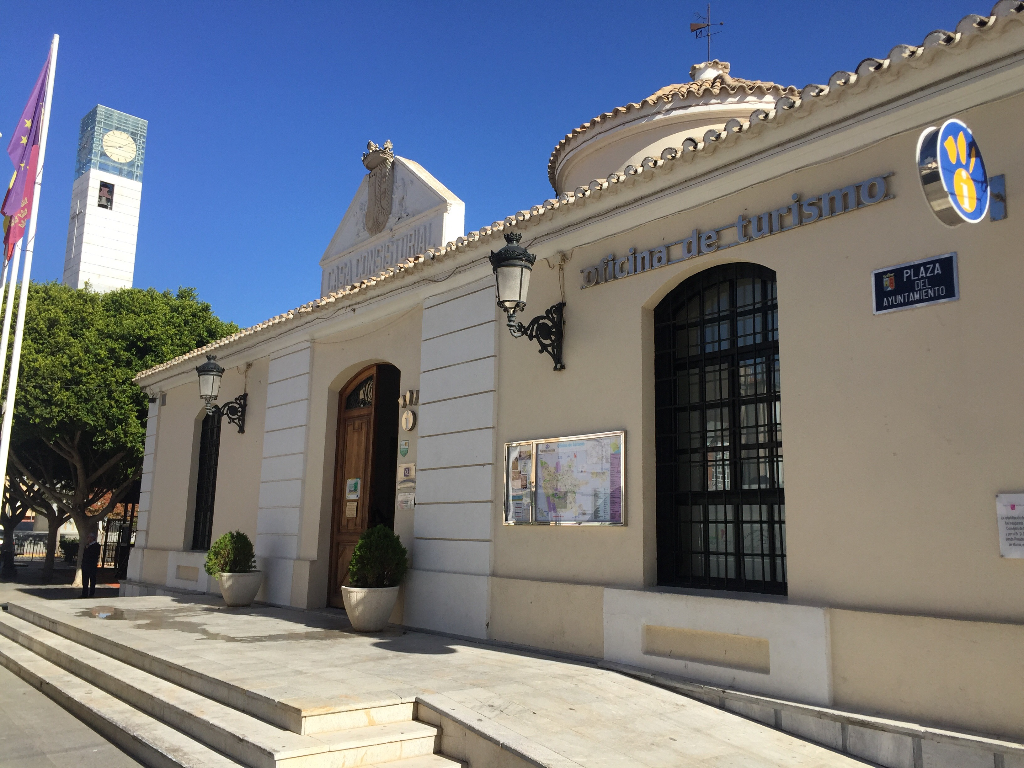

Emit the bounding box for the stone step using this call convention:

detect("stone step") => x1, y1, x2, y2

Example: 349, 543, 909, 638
0, 610, 445, 768
0, 632, 244, 768
376, 759, 466, 768
5, 599, 411, 735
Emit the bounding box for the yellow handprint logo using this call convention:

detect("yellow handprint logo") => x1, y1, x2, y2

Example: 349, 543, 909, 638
943, 131, 978, 213
935, 118, 989, 224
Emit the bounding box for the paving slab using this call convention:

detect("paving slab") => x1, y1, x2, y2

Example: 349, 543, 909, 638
0, 661, 144, 768
6, 595, 868, 767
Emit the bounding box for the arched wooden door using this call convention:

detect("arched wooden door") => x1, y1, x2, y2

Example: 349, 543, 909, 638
328, 363, 400, 607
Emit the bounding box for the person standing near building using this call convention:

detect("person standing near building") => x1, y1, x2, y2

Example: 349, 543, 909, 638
80, 533, 100, 598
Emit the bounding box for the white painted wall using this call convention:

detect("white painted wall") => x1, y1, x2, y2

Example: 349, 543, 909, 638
403, 278, 498, 638
255, 342, 313, 606
126, 396, 159, 582
165, 550, 212, 593
603, 588, 833, 706
63, 168, 140, 292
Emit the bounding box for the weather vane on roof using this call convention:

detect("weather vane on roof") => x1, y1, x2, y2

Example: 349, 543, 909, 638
691, 4, 725, 62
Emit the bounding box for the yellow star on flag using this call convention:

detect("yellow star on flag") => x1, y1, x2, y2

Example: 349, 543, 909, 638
23, 119, 30, 128
20, 136, 27, 145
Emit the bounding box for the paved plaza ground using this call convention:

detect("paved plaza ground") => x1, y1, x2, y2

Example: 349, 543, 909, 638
0, 662, 143, 768
0, 559, 121, 603
0, 561, 138, 767
1, 585, 868, 767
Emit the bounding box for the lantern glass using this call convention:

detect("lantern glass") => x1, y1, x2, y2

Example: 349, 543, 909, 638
196, 355, 224, 402
495, 264, 530, 312
198, 371, 222, 400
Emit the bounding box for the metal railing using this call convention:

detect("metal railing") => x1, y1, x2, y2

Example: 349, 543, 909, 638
12, 531, 48, 559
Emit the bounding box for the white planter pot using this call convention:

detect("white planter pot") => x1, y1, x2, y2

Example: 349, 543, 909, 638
342, 586, 399, 632
218, 571, 262, 607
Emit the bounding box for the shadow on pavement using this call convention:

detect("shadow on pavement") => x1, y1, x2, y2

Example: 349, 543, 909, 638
371, 634, 457, 654
0, 559, 121, 602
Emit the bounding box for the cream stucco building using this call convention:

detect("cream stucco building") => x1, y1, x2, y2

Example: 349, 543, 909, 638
128, 3, 1024, 746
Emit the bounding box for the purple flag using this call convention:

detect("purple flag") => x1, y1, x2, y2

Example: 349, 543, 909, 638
2, 51, 50, 220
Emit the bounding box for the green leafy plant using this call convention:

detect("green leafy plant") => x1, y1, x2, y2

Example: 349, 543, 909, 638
347, 526, 408, 588
204, 531, 256, 577
59, 537, 78, 563
9, 282, 238, 579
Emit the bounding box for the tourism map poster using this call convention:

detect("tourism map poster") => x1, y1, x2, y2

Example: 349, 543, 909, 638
503, 431, 624, 525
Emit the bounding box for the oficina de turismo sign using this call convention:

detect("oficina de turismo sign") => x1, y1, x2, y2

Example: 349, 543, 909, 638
917, 118, 989, 226
579, 174, 893, 289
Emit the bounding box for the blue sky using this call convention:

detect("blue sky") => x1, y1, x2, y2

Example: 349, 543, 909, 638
1, 1, 984, 328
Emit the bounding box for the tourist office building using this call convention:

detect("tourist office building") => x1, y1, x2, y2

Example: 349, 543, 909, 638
129, 5, 1023, 743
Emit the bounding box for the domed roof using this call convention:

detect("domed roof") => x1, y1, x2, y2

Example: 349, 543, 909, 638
548, 61, 800, 194
648, 60, 795, 100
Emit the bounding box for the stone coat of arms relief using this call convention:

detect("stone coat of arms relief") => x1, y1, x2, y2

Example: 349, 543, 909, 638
362, 140, 394, 236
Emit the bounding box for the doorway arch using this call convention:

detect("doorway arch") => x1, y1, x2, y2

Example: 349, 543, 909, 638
327, 363, 401, 607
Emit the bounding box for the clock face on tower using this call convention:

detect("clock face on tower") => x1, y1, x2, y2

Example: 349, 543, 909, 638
102, 130, 137, 163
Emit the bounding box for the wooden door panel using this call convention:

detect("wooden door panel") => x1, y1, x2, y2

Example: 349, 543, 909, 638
334, 542, 356, 590
328, 369, 378, 607
327, 364, 401, 608
340, 414, 371, 533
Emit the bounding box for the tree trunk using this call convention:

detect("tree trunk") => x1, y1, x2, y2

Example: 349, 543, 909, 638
41, 519, 60, 582
72, 514, 98, 589
0, 519, 18, 580
72, 528, 83, 588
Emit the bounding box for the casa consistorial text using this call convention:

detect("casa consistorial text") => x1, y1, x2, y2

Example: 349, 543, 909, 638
580, 173, 894, 289
323, 219, 437, 295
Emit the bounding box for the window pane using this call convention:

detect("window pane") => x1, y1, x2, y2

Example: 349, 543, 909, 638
736, 277, 760, 309
705, 363, 729, 401
739, 357, 767, 396
737, 313, 762, 347
704, 320, 730, 352
704, 282, 730, 316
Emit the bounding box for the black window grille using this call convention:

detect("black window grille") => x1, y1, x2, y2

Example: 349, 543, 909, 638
192, 411, 222, 551
345, 374, 373, 410
654, 263, 786, 594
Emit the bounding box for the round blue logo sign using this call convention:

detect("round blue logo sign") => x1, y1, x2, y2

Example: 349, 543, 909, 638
918, 119, 989, 226
936, 119, 988, 223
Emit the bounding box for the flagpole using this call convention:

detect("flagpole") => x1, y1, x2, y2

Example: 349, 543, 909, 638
0, 255, 11, 354
0, 256, 9, 307
0, 34, 58, 485
0, 240, 24, 396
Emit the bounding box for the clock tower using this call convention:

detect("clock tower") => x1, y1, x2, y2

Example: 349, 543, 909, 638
62, 105, 147, 292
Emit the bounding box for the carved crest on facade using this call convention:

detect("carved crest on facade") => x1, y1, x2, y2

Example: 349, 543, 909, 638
362, 140, 394, 236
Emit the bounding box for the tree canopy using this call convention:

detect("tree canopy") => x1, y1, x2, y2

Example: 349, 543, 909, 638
13, 284, 238, 463
7, 282, 238, 576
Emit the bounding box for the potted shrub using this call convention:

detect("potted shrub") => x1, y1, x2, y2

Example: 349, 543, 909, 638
205, 531, 261, 607
342, 525, 408, 631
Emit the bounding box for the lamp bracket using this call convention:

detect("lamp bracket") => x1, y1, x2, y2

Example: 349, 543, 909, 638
207, 393, 248, 434
507, 302, 565, 371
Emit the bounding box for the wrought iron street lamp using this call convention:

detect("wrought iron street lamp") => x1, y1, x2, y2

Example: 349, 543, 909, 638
195, 354, 247, 433
489, 232, 565, 371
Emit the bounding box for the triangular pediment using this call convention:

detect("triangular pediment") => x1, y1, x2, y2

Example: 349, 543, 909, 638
320, 156, 465, 297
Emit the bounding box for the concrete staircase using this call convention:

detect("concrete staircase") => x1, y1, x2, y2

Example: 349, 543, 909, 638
0, 604, 463, 768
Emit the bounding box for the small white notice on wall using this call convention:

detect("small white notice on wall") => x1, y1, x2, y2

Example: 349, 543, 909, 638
995, 494, 1024, 558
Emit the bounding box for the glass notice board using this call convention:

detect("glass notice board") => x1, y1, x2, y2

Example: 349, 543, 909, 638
503, 431, 625, 525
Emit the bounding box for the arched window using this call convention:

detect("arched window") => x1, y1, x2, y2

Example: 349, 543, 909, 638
654, 263, 786, 594
191, 411, 221, 551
